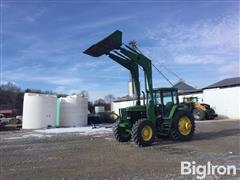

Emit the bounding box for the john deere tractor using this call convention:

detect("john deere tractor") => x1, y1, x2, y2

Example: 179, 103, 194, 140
84, 30, 195, 147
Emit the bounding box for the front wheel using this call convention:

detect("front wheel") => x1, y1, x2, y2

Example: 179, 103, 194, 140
113, 121, 131, 142
132, 119, 155, 147
193, 108, 205, 120
206, 108, 217, 120
170, 111, 195, 141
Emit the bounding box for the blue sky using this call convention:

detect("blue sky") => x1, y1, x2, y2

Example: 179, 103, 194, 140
1, 0, 239, 100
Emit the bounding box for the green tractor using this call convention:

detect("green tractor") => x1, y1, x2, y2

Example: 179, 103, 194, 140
84, 30, 195, 147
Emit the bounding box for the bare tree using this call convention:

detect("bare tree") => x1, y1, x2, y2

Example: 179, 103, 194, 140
94, 98, 106, 106
104, 94, 115, 104
80, 90, 88, 98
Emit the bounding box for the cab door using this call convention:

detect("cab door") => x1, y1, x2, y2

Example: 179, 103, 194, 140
162, 90, 178, 118
154, 91, 163, 119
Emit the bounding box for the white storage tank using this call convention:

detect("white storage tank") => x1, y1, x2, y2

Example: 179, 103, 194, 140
95, 106, 105, 113
60, 94, 88, 127
22, 93, 57, 129
128, 80, 134, 97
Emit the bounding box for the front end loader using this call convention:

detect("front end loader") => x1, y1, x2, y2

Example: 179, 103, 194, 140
84, 30, 195, 147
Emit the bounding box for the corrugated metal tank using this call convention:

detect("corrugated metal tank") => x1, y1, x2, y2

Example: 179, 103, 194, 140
60, 94, 88, 127
95, 106, 105, 113
22, 93, 57, 129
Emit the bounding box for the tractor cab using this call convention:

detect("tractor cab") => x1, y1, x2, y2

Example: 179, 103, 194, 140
147, 88, 179, 119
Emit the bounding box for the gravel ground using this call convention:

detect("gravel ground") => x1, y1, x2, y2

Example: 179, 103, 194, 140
0, 119, 239, 180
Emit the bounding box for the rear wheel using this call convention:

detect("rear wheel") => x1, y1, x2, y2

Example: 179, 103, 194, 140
113, 121, 131, 142
193, 108, 205, 120
132, 119, 155, 147
170, 111, 195, 141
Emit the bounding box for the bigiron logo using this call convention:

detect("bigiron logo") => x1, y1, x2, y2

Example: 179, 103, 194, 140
181, 161, 237, 179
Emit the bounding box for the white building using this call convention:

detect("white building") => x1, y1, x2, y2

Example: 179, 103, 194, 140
202, 77, 240, 119
111, 98, 144, 115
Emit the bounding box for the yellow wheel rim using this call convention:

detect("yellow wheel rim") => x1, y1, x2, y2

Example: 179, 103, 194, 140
178, 116, 192, 136
141, 125, 153, 141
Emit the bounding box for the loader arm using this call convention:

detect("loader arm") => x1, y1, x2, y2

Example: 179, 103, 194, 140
108, 52, 140, 105
118, 46, 155, 120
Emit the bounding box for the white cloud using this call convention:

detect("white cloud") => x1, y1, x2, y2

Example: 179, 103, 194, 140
3, 65, 81, 86
6, 72, 81, 86
2, 81, 18, 86
174, 54, 226, 65
64, 14, 137, 33
148, 15, 238, 53
218, 61, 240, 79
23, 8, 47, 23
140, 14, 240, 87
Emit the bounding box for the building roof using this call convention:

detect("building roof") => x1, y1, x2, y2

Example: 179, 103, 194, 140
113, 95, 139, 102
172, 81, 196, 91
172, 80, 200, 94
204, 77, 240, 89
178, 89, 203, 95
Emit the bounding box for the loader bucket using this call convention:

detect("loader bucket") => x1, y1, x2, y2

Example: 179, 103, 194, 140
83, 30, 122, 57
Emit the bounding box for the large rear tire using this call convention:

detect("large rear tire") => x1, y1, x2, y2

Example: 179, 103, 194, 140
113, 121, 131, 142
132, 119, 155, 147
170, 111, 195, 141
192, 108, 205, 120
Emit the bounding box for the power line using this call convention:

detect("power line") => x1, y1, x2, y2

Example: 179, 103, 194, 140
130, 44, 174, 86
159, 63, 183, 82
151, 63, 173, 86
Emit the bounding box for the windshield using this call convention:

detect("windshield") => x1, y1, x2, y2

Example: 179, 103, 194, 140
162, 91, 172, 105
147, 91, 161, 105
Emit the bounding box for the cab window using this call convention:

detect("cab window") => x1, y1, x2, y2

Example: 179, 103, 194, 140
155, 92, 161, 105
192, 98, 197, 103
147, 92, 151, 104
162, 91, 173, 105
172, 91, 178, 104
147, 91, 161, 105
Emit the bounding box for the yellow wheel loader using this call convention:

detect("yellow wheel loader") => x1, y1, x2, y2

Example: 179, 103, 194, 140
183, 97, 217, 121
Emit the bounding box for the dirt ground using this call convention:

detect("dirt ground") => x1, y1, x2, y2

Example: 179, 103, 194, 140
0, 119, 239, 180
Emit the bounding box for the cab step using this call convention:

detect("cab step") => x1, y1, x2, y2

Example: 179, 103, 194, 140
159, 118, 172, 136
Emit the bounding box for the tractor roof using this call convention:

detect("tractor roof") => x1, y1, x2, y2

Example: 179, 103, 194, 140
151, 87, 178, 91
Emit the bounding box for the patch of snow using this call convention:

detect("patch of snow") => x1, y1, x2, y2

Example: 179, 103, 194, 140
5, 133, 52, 140
93, 134, 107, 138
35, 125, 113, 135
4, 124, 114, 140
105, 137, 113, 141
